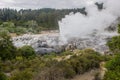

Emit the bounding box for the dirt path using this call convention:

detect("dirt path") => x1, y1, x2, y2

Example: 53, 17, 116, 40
71, 69, 99, 80
54, 51, 106, 80
71, 62, 107, 80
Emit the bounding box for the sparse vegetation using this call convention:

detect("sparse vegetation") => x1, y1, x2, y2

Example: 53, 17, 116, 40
103, 54, 120, 80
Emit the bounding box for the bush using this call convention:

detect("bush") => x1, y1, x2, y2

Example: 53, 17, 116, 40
15, 27, 27, 35
0, 72, 8, 80
104, 54, 120, 80
0, 31, 17, 60
10, 70, 33, 80
118, 24, 120, 33
18, 46, 36, 58
56, 61, 76, 78
107, 36, 120, 53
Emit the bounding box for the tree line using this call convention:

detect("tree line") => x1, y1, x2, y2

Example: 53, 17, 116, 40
0, 8, 87, 30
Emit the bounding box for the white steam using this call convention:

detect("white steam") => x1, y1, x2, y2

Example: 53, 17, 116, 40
59, 0, 120, 40
13, 0, 120, 54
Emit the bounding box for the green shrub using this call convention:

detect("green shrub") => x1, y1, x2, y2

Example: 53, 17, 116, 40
104, 54, 120, 80
10, 70, 33, 80
60, 51, 72, 56
118, 24, 120, 33
56, 61, 76, 78
107, 36, 120, 53
0, 72, 8, 80
18, 46, 36, 58
0, 31, 17, 60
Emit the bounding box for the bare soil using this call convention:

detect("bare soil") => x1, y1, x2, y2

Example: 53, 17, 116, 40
71, 69, 99, 80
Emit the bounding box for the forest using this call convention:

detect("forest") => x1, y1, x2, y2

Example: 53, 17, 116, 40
0, 8, 87, 35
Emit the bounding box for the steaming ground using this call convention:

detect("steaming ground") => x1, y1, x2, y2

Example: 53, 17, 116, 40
13, 0, 120, 54
12, 29, 118, 54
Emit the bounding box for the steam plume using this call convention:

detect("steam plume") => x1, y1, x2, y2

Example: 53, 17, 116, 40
59, 0, 120, 40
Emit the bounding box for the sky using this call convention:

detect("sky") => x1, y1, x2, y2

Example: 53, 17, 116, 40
0, 0, 97, 10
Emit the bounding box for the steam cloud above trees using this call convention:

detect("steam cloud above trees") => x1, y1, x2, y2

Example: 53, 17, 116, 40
59, 0, 120, 39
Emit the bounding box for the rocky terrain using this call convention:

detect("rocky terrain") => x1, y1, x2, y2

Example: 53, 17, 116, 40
12, 30, 118, 54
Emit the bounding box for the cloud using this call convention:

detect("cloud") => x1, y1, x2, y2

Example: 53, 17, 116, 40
0, 0, 94, 9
